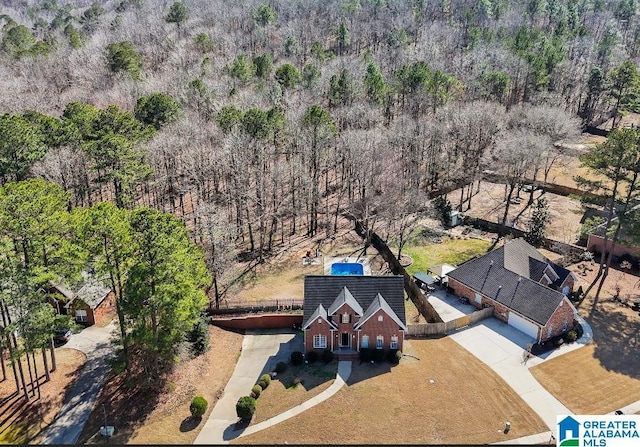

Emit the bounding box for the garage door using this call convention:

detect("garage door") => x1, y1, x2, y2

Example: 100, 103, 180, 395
507, 313, 539, 339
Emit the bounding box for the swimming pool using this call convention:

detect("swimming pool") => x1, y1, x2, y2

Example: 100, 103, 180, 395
330, 262, 364, 276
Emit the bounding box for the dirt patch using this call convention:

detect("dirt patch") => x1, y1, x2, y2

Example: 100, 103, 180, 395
252, 361, 337, 424
79, 326, 243, 444
233, 337, 547, 444
0, 348, 86, 444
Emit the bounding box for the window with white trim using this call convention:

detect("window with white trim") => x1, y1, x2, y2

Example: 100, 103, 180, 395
75, 309, 88, 323
376, 335, 383, 349
313, 334, 327, 349
361, 335, 369, 349
341, 312, 350, 323
390, 336, 398, 349
377, 315, 383, 322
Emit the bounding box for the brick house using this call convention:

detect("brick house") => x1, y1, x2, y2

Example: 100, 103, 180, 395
447, 238, 578, 342
302, 275, 407, 358
64, 276, 116, 326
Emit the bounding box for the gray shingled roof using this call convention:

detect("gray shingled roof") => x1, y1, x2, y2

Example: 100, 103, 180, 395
355, 293, 408, 331
66, 277, 111, 310
303, 275, 406, 329
328, 286, 364, 316
447, 240, 567, 326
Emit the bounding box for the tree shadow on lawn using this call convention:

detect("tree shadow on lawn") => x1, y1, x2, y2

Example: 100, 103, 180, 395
588, 300, 640, 380
0, 348, 87, 443
77, 368, 163, 444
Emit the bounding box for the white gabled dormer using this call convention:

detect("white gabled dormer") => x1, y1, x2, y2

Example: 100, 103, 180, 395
301, 304, 338, 330
354, 293, 408, 331
327, 286, 364, 317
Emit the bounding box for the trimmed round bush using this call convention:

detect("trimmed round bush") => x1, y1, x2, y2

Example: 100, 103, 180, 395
190, 396, 208, 418
258, 380, 268, 390
260, 374, 271, 386
564, 330, 578, 343
291, 351, 304, 366
275, 361, 287, 373
236, 396, 256, 420
322, 349, 334, 363
306, 350, 318, 363
250, 384, 262, 399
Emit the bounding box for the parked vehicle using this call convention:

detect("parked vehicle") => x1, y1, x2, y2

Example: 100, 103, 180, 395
54, 328, 72, 343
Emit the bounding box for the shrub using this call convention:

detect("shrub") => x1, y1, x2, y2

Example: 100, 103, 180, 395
322, 349, 334, 363
250, 384, 262, 399
306, 350, 318, 363
236, 396, 256, 420
564, 330, 578, 343
359, 348, 372, 363
258, 379, 268, 389
291, 351, 304, 366
373, 349, 386, 363
187, 315, 210, 357
189, 396, 208, 418
293, 377, 303, 387
387, 349, 402, 364
275, 361, 287, 373
260, 374, 271, 386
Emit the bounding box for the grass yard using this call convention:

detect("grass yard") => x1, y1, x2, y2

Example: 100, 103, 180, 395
79, 326, 243, 444
530, 294, 640, 415
403, 237, 492, 275
0, 348, 86, 444
252, 361, 337, 424
233, 337, 547, 444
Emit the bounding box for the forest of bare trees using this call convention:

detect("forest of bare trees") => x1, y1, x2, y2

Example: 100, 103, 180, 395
1, 0, 639, 305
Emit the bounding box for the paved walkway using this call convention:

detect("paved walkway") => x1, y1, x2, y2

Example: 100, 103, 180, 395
39, 321, 116, 445
238, 361, 351, 439
194, 330, 302, 444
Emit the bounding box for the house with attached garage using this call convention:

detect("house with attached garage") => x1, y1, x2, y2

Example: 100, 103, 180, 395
447, 238, 579, 342
302, 275, 407, 358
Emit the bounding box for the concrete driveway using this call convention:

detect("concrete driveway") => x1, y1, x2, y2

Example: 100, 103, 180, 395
449, 318, 572, 430
39, 321, 116, 445
194, 329, 303, 445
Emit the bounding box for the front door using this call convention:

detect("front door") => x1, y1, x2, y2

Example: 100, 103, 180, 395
340, 332, 350, 348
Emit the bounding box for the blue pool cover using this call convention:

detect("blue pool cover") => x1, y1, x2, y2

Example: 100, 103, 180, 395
331, 262, 364, 275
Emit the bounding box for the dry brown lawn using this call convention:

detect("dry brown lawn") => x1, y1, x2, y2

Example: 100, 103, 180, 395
79, 326, 243, 444
0, 348, 86, 444
530, 284, 640, 414
252, 361, 337, 424
233, 337, 547, 444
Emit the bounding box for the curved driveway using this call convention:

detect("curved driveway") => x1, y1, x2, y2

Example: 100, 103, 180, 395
194, 329, 304, 444
39, 321, 115, 445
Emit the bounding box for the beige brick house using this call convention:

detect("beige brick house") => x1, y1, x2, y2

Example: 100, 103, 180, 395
302, 275, 407, 358
447, 238, 578, 342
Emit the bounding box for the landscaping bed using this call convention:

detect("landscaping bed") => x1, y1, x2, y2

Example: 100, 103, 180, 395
252, 359, 337, 424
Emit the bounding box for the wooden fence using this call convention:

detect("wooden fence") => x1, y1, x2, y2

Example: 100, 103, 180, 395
407, 307, 494, 337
